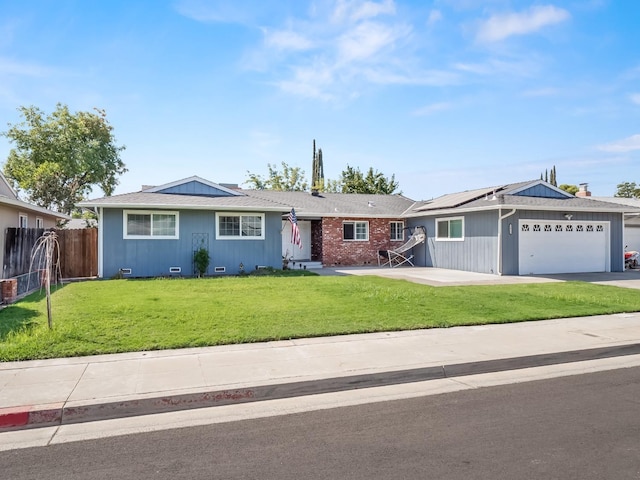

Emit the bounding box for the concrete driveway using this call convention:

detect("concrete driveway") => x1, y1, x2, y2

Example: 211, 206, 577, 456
318, 266, 640, 289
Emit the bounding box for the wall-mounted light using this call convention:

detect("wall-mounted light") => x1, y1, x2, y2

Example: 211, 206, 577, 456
564, 214, 573, 220
509, 223, 513, 235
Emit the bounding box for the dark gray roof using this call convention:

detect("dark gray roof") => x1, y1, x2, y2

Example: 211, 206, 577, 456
406, 180, 638, 217
79, 187, 417, 217
80, 177, 639, 219
78, 190, 290, 212
240, 190, 416, 218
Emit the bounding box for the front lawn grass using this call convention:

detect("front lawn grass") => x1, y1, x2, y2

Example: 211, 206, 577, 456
1, 276, 640, 361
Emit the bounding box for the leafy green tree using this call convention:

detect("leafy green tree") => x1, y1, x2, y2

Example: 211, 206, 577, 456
245, 162, 308, 191
339, 165, 400, 194
615, 182, 640, 198
558, 184, 579, 195
2, 104, 126, 214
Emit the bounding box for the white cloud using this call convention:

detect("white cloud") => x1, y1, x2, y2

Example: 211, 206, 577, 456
337, 21, 405, 63
0, 57, 50, 76
363, 68, 459, 86
630, 93, 640, 105
522, 87, 560, 97
263, 29, 314, 51
427, 10, 443, 26
476, 5, 571, 43
412, 102, 452, 116
332, 0, 396, 24
597, 134, 640, 153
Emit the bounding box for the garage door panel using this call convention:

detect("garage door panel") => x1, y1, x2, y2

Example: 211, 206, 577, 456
519, 221, 608, 275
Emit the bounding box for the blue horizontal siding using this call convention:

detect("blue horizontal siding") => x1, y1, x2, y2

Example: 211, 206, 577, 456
101, 209, 282, 278
157, 181, 236, 197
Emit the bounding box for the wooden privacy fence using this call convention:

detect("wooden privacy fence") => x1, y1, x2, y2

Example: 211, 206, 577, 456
3, 228, 43, 279
3, 227, 98, 280
55, 228, 98, 279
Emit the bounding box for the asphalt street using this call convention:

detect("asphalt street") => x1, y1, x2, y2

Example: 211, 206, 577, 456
2, 366, 639, 480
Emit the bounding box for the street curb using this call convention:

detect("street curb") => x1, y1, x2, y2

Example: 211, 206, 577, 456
3, 342, 640, 432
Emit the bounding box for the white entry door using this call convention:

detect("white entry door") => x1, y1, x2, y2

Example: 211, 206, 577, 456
282, 220, 311, 261
518, 220, 609, 275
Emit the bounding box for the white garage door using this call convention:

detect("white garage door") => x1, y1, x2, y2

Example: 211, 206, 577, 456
519, 220, 609, 275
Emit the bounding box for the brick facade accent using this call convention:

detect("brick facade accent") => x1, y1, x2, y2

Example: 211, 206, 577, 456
1, 279, 17, 304
311, 220, 323, 262
320, 217, 407, 266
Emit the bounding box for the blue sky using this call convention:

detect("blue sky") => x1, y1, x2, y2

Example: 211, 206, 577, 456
1, 0, 639, 201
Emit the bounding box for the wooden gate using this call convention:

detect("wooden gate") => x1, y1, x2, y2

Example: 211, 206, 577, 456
56, 229, 98, 278
3, 228, 98, 279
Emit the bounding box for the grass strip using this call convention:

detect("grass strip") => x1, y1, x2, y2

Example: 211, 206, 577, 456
1, 276, 639, 361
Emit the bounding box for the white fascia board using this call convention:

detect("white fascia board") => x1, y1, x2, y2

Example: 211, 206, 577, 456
78, 202, 288, 212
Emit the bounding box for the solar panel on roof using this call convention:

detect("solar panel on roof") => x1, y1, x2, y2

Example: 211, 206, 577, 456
415, 186, 503, 211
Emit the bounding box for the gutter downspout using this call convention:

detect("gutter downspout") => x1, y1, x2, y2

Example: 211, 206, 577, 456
497, 207, 516, 275
97, 207, 103, 278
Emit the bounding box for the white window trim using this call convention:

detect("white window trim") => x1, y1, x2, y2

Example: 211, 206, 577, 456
123, 210, 180, 239
436, 216, 464, 241
343, 220, 369, 241
36, 217, 44, 229
390, 221, 404, 241
19, 213, 28, 228
215, 212, 265, 240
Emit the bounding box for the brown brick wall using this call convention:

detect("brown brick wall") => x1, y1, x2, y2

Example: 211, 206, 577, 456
311, 220, 323, 262
320, 217, 406, 266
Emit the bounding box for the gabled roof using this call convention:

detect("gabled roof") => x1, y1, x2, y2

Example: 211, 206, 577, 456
79, 176, 417, 217
405, 180, 637, 217
241, 189, 416, 218
79, 176, 639, 219
143, 176, 243, 197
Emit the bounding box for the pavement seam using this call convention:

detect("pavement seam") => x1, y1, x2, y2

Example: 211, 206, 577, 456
3, 342, 640, 433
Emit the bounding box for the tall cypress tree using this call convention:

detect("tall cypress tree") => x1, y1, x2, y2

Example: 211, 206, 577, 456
311, 139, 324, 192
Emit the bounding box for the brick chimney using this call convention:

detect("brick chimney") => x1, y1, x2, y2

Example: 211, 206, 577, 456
576, 183, 591, 197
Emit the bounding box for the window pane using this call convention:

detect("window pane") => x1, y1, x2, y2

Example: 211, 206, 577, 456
128, 214, 151, 235
343, 223, 354, 240
355, 222, 368, 240
450, 219, 463, 238
437, 220, 449, 238
152, 214, 176, 236
241, 216, 262, 237
219, 216, 240, 236
391, 222, 403, 241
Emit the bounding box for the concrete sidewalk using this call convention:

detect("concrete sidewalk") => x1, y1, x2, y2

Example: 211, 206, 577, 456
2, 313, 640, 431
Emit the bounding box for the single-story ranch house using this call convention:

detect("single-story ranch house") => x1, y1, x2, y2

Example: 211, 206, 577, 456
79, 176, 638, 278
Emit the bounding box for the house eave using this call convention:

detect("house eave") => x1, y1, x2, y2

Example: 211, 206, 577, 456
404, 203, 635, 218
78, 202, 288, 213
0, 196, 70, 219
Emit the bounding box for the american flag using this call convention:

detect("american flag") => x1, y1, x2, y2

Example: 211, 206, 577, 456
288, 208, 302, 249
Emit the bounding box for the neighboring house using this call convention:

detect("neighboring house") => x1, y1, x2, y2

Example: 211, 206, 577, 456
404, 180, 637, 275
586, 195, 640, 253
79, 176, 638, 278
62, 218, 98, 229
0, 173, 68, 278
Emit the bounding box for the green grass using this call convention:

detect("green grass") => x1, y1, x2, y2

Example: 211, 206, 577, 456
1, 275, 640, 361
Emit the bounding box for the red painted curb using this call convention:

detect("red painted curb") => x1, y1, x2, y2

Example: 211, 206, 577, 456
0, 409, 29, 428
0, 404, 64, 431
